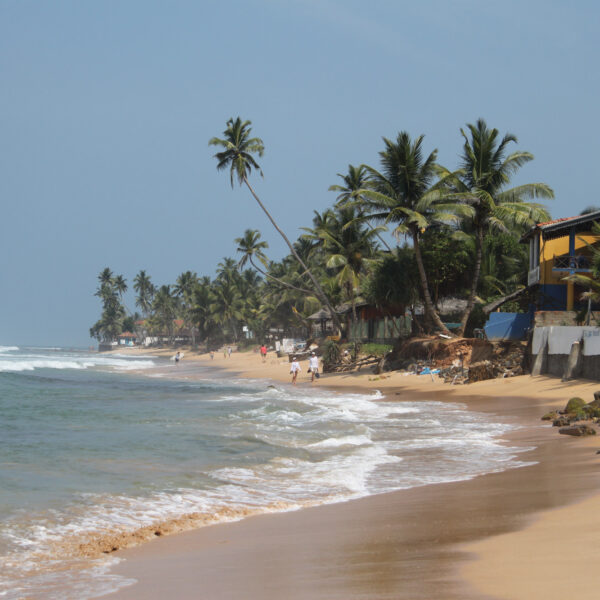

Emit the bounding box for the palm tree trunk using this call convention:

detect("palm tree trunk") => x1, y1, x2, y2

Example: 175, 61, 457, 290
458, 225, 484, 336
243, 176, 343, 334
412, 229, 452, 336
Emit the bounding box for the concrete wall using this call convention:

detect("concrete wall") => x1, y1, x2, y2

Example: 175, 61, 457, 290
531, 326, 600, 379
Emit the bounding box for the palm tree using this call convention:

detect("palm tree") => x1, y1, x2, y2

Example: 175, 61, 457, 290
151, 285, 177, 343
235, 229, 313, 295
174, 271, 199, 346
209, 117, 343, 333
449, 118, 553, 334
133, 270, 156, 318
329, 164, 392, 252
191, 278, 217, 344
211, 278, 244, 342
358, 132, 457, 335
302, 206, 383, 324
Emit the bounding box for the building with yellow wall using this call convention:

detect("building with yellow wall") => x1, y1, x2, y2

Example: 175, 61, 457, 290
522, 211, 600, 310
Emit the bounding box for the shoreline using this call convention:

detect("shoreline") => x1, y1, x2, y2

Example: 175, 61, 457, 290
105, 347, 600, 599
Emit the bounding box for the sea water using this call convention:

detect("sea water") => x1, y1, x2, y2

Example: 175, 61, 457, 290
0, 346, 534, 599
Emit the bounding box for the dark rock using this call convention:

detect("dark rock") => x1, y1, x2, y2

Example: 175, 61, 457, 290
559, 425, 596, 436
565, 397, 586, 413
553, 416, 571, 427
467, 360, 497, 383
541, 411, 558, 421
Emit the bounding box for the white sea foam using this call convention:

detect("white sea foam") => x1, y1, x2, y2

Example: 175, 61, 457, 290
0, 369, 536, 599
0, 346, 19, 353
0, 354, 155, 373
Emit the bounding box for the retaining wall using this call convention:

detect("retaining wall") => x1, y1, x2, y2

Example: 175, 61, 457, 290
532, 326, 600, 379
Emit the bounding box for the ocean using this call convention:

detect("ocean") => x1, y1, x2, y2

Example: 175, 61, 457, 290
0, 346, 534, 599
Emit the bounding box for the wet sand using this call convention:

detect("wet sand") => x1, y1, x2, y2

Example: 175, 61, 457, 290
106, 348, 600, 599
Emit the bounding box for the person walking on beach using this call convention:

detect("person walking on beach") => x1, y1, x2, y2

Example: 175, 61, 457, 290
290, 356, 301, 385
260, 344, 267, 362
308, 352, 319, 382
227, 346, 232, 358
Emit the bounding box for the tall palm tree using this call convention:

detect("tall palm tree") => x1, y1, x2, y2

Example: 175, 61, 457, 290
359, 132, 458, 335
209, 117, 343, 333
133, 270, 156, 318
235, 229, 313, 295
449, 118, 553, 334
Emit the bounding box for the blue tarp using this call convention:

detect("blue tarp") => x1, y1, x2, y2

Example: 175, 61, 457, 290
484, 312, 533, 341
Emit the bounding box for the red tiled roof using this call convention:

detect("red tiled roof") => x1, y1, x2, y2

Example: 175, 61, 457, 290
535, 216, 577, 228
119, 331, 136, 338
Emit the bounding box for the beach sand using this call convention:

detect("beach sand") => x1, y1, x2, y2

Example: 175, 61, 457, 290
105, 347, 600, 599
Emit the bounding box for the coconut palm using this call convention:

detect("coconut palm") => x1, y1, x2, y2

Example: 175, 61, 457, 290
446, 118, 553, 334
303, 205, 383, 324
209, 117, 342, 332
210, 278, 244, 342
151, 285, 177, 342
133, 270, 156, 318
191, 278, 217, 344
235, 229, 313, 295
358, 132, 459, 334
329, 164, 392, 251
174, 271, 199, 346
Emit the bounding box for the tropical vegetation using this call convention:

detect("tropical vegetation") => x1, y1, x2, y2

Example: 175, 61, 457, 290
90, 117, 554, 347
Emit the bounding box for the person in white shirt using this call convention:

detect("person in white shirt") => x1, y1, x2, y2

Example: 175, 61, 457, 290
308, 352, 319, 382
290, 357, 301, 385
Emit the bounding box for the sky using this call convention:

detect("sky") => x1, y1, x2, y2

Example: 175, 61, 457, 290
1, 0, 599, 346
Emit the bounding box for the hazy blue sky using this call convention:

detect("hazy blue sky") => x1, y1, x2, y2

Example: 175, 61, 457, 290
1, 0, 599, 346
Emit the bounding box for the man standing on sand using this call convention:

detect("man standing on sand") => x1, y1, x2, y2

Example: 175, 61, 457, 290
227, 346, 232, 358
308, 352, 319, 382
290, 356, 301, 385
260, 344, 267, 362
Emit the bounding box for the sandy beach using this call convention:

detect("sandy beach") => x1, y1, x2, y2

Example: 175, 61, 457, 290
105, 347, 600, 599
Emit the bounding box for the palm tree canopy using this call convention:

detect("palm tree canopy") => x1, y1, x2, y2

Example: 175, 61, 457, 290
209, 117, 264, 187
235, 229, 269, 270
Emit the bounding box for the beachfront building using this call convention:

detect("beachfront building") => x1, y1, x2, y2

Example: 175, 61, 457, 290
522, 210, 600, 312
307, 303, 411, 344
117, 331, 137, 346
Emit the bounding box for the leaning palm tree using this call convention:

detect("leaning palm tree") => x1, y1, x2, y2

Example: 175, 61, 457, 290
209, 117, 343, 333
358, 132, 459, 335
447, 118, 553, 334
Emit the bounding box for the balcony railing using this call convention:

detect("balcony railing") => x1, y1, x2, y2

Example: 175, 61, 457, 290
553, 255, 592, 272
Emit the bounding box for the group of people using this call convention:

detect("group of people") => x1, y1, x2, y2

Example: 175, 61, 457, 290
290, 352, 319, 385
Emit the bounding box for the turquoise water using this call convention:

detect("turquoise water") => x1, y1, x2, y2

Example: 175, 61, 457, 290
0, 346, 534, 599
